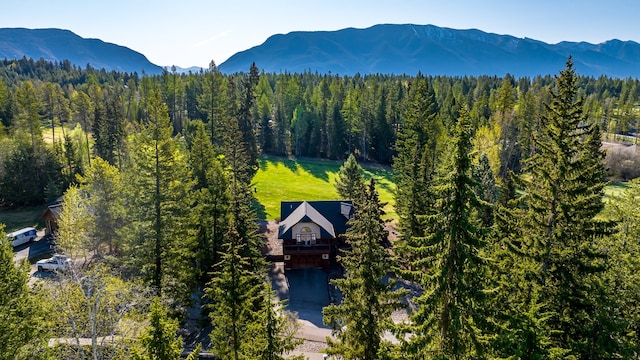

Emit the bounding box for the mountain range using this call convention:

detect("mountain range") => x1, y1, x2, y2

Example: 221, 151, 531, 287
0, 28, 163, 75
219, 24, 640, 78
2, 25, 640, 78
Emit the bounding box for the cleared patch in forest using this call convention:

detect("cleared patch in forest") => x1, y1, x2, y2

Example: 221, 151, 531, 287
252, 155, 396, 220
0, 205, 47, 233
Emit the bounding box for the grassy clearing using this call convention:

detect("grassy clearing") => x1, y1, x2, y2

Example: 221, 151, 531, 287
0, 205, 47, 233
252, 155, 396, 220
604, 182, 629, 199
42, 124, 69, 144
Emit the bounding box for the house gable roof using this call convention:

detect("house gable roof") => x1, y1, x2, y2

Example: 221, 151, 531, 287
43, 203, 63, 220
278, 200, 353, 239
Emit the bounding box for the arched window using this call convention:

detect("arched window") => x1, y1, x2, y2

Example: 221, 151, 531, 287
297, 226, 316, 244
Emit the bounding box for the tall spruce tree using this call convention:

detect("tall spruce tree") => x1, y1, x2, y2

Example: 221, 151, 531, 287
76, 157, 124, 256
602, 179, 640, 355
323, 179, 405, 359
393, 76, 443, 253
123, 87, 196, 306
510, 58, 615, 357
237, 62, 260, 175
135, 297, 183, 360
197, 61, 228, 146
206, 106, 276, 358
335, 153, 365, 201
472, 153, 497, 227
206, 222, 264, 360
187, 120, 230, 281
256, 281, 304, 360
396, 107, 487, 358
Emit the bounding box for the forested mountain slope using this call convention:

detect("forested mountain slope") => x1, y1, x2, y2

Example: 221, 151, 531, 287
0, 28, 163, 75
219, 24, 640, 77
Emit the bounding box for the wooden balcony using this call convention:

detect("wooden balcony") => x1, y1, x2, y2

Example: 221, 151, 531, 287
283, 238, 332, 254
283, 243, 331, 253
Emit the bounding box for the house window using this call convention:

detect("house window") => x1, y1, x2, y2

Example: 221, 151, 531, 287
297, 226, 316, 245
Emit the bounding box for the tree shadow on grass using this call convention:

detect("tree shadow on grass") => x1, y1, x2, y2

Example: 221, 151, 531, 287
259, 155, 336, 183
251, 197, 267, 221
290, 156, 343, 183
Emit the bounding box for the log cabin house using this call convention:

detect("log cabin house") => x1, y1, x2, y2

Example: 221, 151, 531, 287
42, 199, 63, 236
278, 200, 353, 269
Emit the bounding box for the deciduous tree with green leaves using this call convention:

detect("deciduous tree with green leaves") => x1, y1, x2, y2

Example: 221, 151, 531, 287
0, 226, 47, 359
72, 157, 124, 256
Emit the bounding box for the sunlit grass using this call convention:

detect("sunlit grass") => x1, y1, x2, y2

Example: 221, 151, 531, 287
0, 205, 47, 233
604, 181, 629, 200
252, 155, 396, 221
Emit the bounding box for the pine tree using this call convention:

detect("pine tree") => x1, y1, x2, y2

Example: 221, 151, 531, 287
335, 153, 365, 201
510, 58, 615, 357
14, 80, 42, 151
136, 297, 183, 360
256, 282, 304, 360
323, 178, 405, 359
206, 223, 264, 360
393, 76, 443, 249
396, 107, 487, 358
206, 108, 272, 358
122, 87, 196, 306
187, 120, 230, 281
237, 62, 260, 175
603, 179, 640, 355
472, 153, 497, 227
197, 61, 229, 146
0, 227, 46, 359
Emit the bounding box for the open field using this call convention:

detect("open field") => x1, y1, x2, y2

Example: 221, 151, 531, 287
252, 155, 396, 220
0, 205, 47, 233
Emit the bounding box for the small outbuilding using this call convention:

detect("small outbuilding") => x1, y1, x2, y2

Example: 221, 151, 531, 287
42, 200, 63, 236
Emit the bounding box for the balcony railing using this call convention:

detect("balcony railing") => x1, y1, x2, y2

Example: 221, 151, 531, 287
283, 244, 331, 253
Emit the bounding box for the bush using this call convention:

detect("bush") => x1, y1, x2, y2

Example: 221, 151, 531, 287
605, 145, 640, 181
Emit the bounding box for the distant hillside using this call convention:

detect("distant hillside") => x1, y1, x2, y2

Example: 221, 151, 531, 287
0, 28, 163, 75
219, 24, 640, 78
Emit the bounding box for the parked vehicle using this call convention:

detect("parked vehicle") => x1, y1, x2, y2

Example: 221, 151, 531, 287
5, 227, 37, 247
36, 254, 69, 272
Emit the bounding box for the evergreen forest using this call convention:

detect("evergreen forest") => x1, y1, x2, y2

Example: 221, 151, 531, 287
0, 56, 639, 359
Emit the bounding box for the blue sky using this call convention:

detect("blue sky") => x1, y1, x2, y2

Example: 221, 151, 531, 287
2, 0, 639, 68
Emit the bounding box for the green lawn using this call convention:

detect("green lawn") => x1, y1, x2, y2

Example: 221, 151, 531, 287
604, 182, 629, 197
0, 205, 47, 233
252, 155, 396, 220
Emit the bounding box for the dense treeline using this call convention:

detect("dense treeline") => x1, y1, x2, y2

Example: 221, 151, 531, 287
0, 57, 639, 359
1, 57, 639, 205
